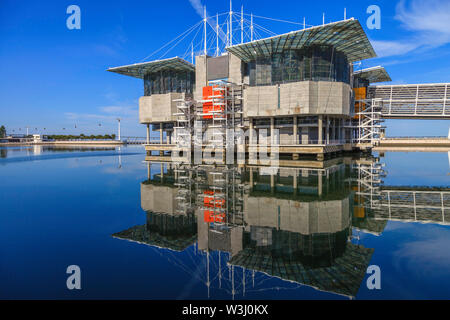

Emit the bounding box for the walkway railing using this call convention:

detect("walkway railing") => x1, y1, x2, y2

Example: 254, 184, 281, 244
368, 83, 450, 118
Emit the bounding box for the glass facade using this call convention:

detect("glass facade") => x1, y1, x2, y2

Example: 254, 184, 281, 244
247, 45, 350, 86
144, 70, 195, 96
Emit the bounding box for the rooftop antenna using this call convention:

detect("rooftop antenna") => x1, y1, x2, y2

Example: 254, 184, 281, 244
250, 13, 254, 41
203, 6, 207, 55
323, 13, 325, 25
229, 0, 233, 46
216, 13, 219, 56
344, 8, 347, 20
241, 5, 244, 44
303, 17, 306, 29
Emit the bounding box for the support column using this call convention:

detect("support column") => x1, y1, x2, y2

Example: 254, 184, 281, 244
270, 117, 275, 144
326, 116, 330, 144
301, 126, 309, 145
318, 116, 323, 145
146, 124, 150, 144
249, 118, 253, 144
270, 117, 275, 159
159, 123, 163, 156
293, 116, 298, 145
318, 171, 323, 197
293, 171, 298, 196
249, 167, 254, 189
270, 173, 275, 194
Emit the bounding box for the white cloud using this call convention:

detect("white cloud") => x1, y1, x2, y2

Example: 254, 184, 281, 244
100, 106, 137, 116
372, 0, 450, 58
188, 0, 204, 18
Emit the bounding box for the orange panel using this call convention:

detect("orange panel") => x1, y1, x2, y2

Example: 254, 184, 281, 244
353, 87, 367, 120
353, 206, 365, 218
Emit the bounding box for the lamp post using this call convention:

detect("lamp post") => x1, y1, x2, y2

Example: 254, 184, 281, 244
117, 118, 121, 141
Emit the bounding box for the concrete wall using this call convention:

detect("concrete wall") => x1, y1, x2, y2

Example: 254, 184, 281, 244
243, 81, 352, 118
228, 52, 243, 85
139, 92, 187, 123
195, 55, 208, 101
243, 196, 351, 235
140, 183, 178, 214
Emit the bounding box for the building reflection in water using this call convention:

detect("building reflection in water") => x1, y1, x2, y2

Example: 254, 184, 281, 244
113, 156, 450, 299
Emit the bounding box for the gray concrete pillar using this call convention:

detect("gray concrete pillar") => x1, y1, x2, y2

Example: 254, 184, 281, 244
318, 116, 323, 145
249, 118, 253, 144
146, 124, 150, 144
160, 123, 163, 144
293, 116, 298, 145
270, 117, 275, 145
270, 173, 275, 193
318, 171, 323, 197
326, 117, 330, 144
301, 127, 309, 145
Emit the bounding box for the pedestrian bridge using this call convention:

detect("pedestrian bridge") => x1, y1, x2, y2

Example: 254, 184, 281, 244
368, 83, 450, 119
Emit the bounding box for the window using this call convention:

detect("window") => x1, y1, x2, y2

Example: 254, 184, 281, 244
143, 70, 195, 96
248, 45, 350, 86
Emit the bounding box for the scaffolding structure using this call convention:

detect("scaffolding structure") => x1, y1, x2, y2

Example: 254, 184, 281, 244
353, 159, 386, 210
173, 98, 195, 146
354, 98, 384, 146
195, 165, 245, 232
197, 80, 244, 150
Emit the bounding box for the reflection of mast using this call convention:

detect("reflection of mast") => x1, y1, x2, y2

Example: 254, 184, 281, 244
118, 146, 122, 169
231, 265, 235, 300
206, 250, 210, 298
219, 252, 222, 288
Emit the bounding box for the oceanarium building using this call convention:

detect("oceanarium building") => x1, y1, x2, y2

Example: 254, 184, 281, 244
109, 18, 393, 159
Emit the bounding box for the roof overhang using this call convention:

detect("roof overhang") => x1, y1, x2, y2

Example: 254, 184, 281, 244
107, 57, 195, 79
354, 66, 391, 83
226, 19, 376, 63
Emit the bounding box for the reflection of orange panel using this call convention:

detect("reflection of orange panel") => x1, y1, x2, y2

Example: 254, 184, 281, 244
353, 206, 365, 218
204, 210, 226, 223
203, 190, 225, 208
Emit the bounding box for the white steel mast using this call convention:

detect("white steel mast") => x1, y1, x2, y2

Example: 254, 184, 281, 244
216, 13, 219, 56
250, 13, 253, 41
241, 5, 244, 44
229, 0, 233, 46
204, 6, 207, 55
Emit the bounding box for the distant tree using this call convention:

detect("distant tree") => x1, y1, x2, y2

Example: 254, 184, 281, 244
0, 125, 6, 138
111, 134, 116, 140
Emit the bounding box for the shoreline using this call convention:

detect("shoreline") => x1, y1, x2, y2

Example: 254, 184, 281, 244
0, 140, 125, 147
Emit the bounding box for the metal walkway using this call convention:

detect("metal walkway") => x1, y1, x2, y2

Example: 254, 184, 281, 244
368, 83, 450, 118
354, 161, 450, 225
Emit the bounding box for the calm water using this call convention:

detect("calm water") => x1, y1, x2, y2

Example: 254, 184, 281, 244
0, 145, 449, 300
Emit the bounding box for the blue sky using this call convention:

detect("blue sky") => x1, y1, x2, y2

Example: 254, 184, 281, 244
0, 0, 449, 137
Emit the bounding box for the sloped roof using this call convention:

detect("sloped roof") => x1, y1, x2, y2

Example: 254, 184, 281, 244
226, 19, 376, 63
354, 66, 392, 83
107, 57, 195, 79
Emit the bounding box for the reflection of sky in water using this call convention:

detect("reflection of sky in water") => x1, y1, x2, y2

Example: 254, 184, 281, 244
0, 146, 449, 299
